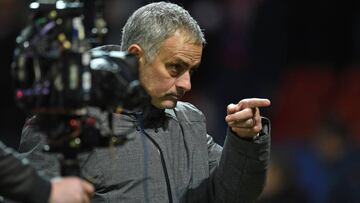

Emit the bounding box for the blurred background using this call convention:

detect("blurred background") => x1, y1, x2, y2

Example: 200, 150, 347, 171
1, 0, 359, 202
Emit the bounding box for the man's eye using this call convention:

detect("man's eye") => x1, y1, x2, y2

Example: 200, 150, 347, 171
168, 64, 181, 76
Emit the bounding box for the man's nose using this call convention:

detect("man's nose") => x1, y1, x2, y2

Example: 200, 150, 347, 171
176, 71, 191, 92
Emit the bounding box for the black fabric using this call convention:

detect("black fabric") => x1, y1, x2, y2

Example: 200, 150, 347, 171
0, 141, 51, 203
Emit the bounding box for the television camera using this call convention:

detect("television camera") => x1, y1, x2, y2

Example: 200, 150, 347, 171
11, 0, 148, 175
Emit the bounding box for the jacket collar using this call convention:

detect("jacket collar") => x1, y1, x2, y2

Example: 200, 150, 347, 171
141, 102, 166, 129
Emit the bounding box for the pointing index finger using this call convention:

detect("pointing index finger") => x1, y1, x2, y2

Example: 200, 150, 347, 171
239, 98, 271, 109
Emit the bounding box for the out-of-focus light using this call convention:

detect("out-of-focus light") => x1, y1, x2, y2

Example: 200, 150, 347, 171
16, 90, 24, 98
56, 1, 66, 9
30, 2, 40, 9
69, 119, 79, 128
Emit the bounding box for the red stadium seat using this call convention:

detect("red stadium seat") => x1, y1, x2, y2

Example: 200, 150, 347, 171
271, 65, 336, 142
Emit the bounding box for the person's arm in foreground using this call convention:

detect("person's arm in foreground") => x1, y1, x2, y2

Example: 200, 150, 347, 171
209, 98, 271, 202
0, 141, 94, 203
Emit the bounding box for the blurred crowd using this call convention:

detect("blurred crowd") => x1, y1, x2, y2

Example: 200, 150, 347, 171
0, 0, 359, 202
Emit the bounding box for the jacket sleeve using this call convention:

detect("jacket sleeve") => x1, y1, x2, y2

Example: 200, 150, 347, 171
0, 141, 51, 203
208, 117, 271, 203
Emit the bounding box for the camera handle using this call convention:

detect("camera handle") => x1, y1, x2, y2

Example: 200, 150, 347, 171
59, 152, 81, 176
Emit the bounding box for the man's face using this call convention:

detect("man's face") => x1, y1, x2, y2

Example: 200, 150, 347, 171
138, 30, 203, 109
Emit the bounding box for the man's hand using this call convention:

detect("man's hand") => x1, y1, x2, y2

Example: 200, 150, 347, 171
225, 98, 271, 139
49, 177, 94, 203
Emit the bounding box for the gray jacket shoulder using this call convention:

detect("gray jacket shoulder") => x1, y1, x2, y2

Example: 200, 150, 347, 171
167, 101, 206, 123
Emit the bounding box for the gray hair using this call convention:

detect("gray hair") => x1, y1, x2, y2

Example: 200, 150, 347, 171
120, 2, 206, 62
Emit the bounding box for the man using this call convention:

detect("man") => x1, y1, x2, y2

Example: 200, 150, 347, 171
19, 2, 271, 202
0, 141, 94, 203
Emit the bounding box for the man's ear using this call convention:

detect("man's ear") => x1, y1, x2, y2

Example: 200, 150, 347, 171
128, 44, 145, 64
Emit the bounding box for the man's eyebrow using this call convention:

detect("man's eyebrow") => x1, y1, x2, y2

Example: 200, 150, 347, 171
171, 58, 189, 68
172, 58, 200, 69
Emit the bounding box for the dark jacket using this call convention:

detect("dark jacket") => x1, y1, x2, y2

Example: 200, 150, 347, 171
19, 102, 270, 203
0, 141, 50, 203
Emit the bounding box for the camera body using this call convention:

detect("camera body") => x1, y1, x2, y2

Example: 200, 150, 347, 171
12, 1, 147, 114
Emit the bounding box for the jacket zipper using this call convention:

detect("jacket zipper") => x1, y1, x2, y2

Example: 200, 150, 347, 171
136, 114, 174, 203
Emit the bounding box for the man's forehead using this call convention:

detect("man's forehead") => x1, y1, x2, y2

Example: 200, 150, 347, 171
162, 36, 203, 52
161, 45, 202, 65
